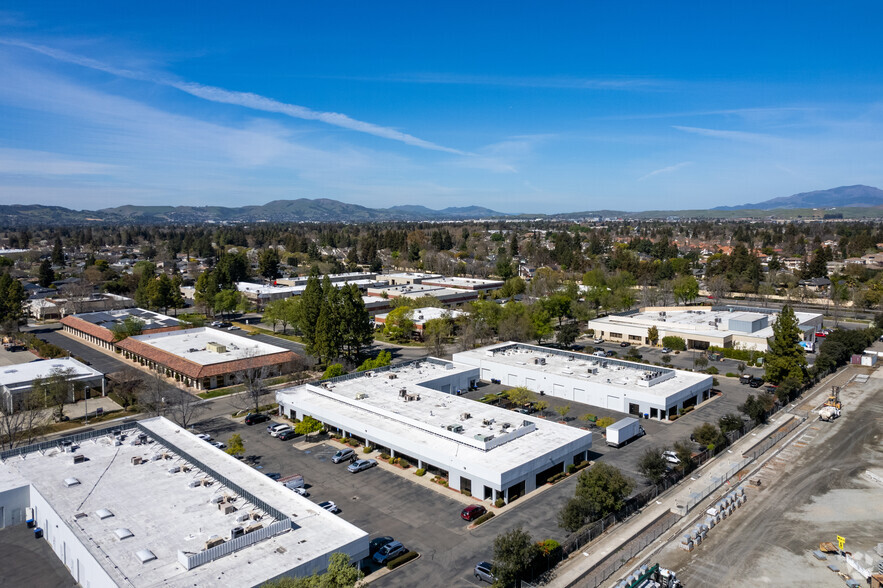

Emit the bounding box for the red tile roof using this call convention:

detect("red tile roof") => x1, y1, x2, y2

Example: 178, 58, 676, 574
115, 337, 299, 380
61, 315, 182, 344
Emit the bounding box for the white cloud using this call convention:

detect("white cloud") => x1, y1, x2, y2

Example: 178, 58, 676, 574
638, 161, 693, 181
672, 125, 777, 144
328, 72, 668, 91
0, 148, 118, 176
0, 38, 464, 154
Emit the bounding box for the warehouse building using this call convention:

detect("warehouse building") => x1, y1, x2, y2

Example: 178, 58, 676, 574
420, 276, 505, 292
587, 305, 823, 352
453, 343, 713, 420
276, 359, 592, 503
0, 357, 105, 414
61, 308, 183, 351
0, 417, 368, 588
115, 328, 299, 390
364, 284, 478, 306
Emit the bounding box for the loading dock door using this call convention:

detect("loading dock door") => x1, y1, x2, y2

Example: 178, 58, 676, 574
508, 374, 518, 386
553, 383, 566, 399
525, 377, 537, 390
481, 368, 491, 381
607, 395, 620, 410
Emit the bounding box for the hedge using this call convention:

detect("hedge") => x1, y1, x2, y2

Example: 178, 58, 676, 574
472, 511, 495, 526
568, 460, 591, 474
414, 468, 426, 476
725, 372, 738, 378
708, 345, 765, 363
386, 551, 419, 570
548, 472, 568, 484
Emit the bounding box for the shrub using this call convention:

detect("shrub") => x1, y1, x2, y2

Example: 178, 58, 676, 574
537, 538, 561, 557
379, 453, 390, 460
346, 438, 360, 447
494, 498, 505, 508
713, 378, 720, 386
548, 472, 568, 484
398, 458, 410, 469
461, 489, 471, 497
568, 460, 591, 474
706, 366, 719, 374
388, 457, 396, 465
661, 336, 686, 351
415, 468, 426, 476
725, 372, 738, 378
472, 511, 495, 526
386, 550, 419, 570
596, 417, 616, 428
362, 446, 373, 454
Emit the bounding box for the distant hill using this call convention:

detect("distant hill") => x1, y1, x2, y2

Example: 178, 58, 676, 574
714, 185, 883, 211
0, 198, 512, 226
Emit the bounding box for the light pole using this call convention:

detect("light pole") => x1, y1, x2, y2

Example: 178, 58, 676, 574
84, 386, 89, 425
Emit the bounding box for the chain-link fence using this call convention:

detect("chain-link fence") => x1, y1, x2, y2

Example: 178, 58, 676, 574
565, 511, 682, 588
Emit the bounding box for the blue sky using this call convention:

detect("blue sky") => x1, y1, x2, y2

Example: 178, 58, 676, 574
1, 2, 882, 213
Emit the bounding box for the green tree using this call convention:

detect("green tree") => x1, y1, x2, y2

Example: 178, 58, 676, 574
740, 394, 768, 425
574, 463, 634, 518
672, 275, 699, 305
638, 448, 668, 484
557, 497, 593, 532
38, 258, 55, 287
556, 322, 580, 347
383, 306, 414, 343
322, 364, 346, 379
555, 404, 572, 420
764, 305, 807, 385
258, 248, 281, 281
51, 236, 64, 266
495, 256, 516, 280
0, 272, 26, 324
337, 284, 373, 362
423, 316, 452, 357
647, 325, 659, 346
298, 275, 323, 353
110, 316, 145, 342
661, 336, 686, 351
194, 270, 219, 315
673, 441, 695, 473
294, 415, 323, 438
596, 416, 616, 428
150, 273, 175, 313
356, 350, 391, 371
32, 366, 76, 421
260, 552, 363, 588
692, 422, 725, 450
213, 289, 242, 318
529, 305, 553, 344
505, 386, 535, 407
225, 433, 245, 458
492, 526, 540, 588
718, 413, 744, 434
534, 400, 548, 414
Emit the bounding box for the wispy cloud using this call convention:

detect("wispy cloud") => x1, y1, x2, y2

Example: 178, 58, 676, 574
326, 72, 668, 90
638, 161, 693, 181
0, 148, 118, 176
0, 39, 465, 154
672, 125, 777, 144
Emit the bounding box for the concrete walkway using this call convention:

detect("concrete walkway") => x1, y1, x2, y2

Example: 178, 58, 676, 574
548, 366, 854, 588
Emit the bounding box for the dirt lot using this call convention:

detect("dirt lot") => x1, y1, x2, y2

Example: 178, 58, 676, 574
657, 368, 883, 586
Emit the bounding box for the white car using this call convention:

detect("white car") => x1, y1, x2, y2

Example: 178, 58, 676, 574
267, 423, 291, 437
592, 338, 603, 344
211, 441, 227, 450
661, 347, 671, 353
662, 450, 680, 465
318, 501, 340, 514
291, 487, 309, 497
195, 433, 212, 442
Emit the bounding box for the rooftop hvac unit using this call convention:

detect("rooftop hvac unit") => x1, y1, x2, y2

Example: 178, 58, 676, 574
211, 496, 224, 504
534, 357, 546, 365
460, 412, 471, 420
501, 422, 511, 429
204, 536, 224, 550
222, 504, 237, 515
482, 418, 494, 426
168, 466, 181, 474
131, 456, 142, 466
387, 374, 397, 379
230, 526, 245, 540
237, 513, 250, 523
355, 393, 368, 400
189, 480, 201, 488
446, 424, 464, 433
73, 454, 86, 464
474, 433, 494, 442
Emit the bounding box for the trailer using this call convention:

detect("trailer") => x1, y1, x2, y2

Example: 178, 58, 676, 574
278, 473, 305, 489
605, 417, 646, 448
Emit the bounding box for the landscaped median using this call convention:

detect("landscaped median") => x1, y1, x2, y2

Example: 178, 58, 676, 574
386, 550, 419, 570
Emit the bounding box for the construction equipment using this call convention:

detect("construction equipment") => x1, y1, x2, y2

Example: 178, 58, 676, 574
824, 386, 841, 410
819, 406, 840, 422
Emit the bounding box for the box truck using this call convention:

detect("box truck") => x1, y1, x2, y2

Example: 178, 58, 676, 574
605, 417, 645, 448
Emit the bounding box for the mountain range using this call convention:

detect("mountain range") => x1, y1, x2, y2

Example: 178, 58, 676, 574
2, 185, 883, 225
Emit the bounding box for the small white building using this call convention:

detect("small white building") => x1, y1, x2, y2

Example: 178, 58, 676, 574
454, 343, 713, 420
0, 417, 368, 587
276, 359, 592, 503
365, 284, 478, 306
0, 357, 105, 414
587, 305, 823, 352
373, 307, 465, 336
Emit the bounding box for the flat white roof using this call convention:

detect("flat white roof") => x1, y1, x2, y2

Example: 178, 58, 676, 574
278, 360, 590, 481
457, 343, 710, 400
0, 357, 102, 388
0, 417, 367, 587
366, 285, 478, 300
70, 307, 181, 330
375, 307, 464, 326
128, 328, 289, 366
383, 272, 443, 280
422, 277, 504, 288
590, 307, 821, 339
237, 282, 304, 296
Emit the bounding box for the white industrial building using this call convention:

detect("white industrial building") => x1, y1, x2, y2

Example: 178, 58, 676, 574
587, 305, 823, 352
453, 343, 713, 420
0, 417, 368, 588
0, 357, 105, 414
276, 359, 592, 503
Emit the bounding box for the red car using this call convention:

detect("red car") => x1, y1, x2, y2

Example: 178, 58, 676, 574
461, 504, 487, 521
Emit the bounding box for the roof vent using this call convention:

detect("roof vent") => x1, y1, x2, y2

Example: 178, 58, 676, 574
95, 508, 114, 520
115, 528, 134, 540
136, 549, 156, 563
64, 477, 80, 487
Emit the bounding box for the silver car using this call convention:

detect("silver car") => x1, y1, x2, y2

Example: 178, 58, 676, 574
347, 459, 377, 473
474, 561, 495, 584
331, 448, 355, 463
